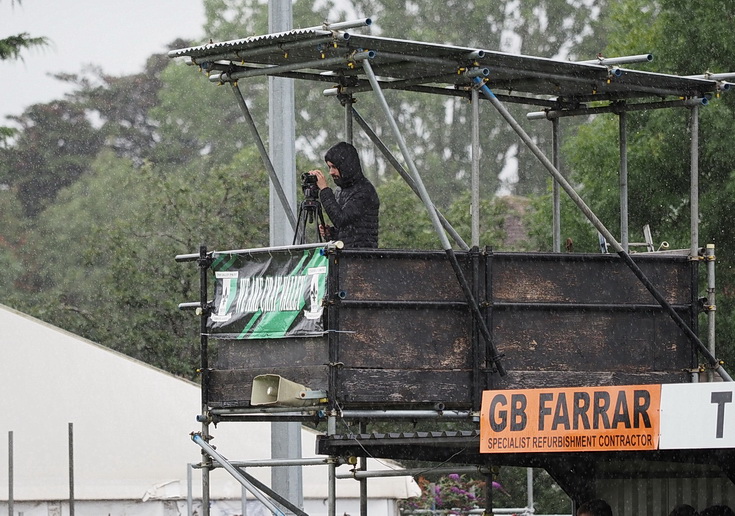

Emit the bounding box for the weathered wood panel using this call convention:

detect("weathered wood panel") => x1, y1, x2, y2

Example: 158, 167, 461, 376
208, 366, 329, 407
215, 337, 328, 370
337, 249, 474, 302
492, 309, 693, 372
493, 370, 691, 390
491, 253, 692, 305
336, 368, 473, 405
337, 306, 472, 369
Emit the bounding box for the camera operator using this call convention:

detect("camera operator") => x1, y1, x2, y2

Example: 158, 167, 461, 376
308, 141, 379, 248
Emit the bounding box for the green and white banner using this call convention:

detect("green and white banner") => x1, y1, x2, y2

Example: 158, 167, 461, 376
208, 248, 329, 339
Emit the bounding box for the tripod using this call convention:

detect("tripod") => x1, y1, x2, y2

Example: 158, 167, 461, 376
293, 196, 327, 245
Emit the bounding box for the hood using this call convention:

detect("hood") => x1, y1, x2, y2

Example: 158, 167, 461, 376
324, 141, 363, 188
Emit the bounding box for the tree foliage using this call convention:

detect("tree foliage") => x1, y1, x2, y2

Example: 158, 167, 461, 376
529, 0, 735, 367
0, 0, 48, 62
0, 100, 104, 217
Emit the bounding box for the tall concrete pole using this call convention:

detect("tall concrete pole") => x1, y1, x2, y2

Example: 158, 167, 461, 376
268, 1, 303, 514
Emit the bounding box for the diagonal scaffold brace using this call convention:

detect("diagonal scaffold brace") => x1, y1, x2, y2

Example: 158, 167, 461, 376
192, 432, 309, 516
360, 56, 506, 377
472, 76, 732, 382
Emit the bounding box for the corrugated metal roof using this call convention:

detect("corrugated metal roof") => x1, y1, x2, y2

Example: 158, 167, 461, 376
168, 28, 726, 107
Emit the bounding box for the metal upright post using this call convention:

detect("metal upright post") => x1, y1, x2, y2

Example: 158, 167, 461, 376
187, 464, 193, 516
690, 104, 700, 257
471, 87, 481, 248
707, 243, 716, 382
199, 245, 211, 516
68, 422, 75, 516
485, 470, 494, 515
526, 468, 534, 514
242, 485, 249, 515
8, 431, 13, 516
619, 109, 629, 252
551, 118, 561, 252
344, 94, 354, 144
359, 421, 368, 516
328, 414, 337, 516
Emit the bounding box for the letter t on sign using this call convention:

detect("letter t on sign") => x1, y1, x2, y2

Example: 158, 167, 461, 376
711, 391, 733, 439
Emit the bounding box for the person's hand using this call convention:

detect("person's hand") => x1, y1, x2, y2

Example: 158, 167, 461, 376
319, 225, 335, 240
309, 169, 329, 190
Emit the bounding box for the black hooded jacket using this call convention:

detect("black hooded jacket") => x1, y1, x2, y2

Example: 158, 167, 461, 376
319, 142, 379, 248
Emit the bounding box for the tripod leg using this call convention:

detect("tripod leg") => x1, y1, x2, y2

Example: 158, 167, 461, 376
293, 205, 308, 245
316, 206, 327, 243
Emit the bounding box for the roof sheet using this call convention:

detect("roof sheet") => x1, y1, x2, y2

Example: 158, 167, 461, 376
169, 29, 725, 108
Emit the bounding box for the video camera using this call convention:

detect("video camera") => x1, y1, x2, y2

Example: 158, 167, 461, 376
301, 172, 320, 200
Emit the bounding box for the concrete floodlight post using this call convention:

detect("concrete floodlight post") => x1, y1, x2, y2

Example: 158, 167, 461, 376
268, 3, 303, 513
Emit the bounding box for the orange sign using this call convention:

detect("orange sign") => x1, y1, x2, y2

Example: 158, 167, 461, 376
480, 385, 661, 453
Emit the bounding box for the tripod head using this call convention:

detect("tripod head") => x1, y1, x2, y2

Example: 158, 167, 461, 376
293, 173, 327, 245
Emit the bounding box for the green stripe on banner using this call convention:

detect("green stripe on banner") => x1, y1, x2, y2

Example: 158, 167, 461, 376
241, 249, 328, 339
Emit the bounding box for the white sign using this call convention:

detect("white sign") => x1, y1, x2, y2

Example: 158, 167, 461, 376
659, 383, 735, 449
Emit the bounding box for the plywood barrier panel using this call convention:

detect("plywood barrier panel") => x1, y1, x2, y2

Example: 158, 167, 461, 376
336, 306, 473, 369
208, 365, 329, 408
499, 370, 690, 390
336, 368, 473, 406
492, 309, 693, 372
337, 249, 474, 302
215, 337, 328, 370
491, 253, 692, 305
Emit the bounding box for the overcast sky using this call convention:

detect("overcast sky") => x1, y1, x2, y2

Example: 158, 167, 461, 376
1, 0, 205, 122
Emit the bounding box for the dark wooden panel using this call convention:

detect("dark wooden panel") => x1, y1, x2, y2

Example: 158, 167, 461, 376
338, 250, 474, 302
491, 254, 692, 305
337, 306, 472, 369
337, 368, 473, 406
203, 250, 699, 410
492, 309, 693, 372
493, 370, 691, 390
214, 337, 328, 370
208, 366, 330, 407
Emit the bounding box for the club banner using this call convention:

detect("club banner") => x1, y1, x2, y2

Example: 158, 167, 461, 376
208, 248, 329, 339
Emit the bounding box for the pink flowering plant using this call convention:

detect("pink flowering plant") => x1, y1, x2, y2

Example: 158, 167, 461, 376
399, 473, 487, 514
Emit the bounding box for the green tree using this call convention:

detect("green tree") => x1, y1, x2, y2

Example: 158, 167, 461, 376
20, 147, 269, 376
0, 100, 104, 217
0, 1, 47, 61
529, 0, 735, 367
1, 0, 49, 140
338, 0, 612, 199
